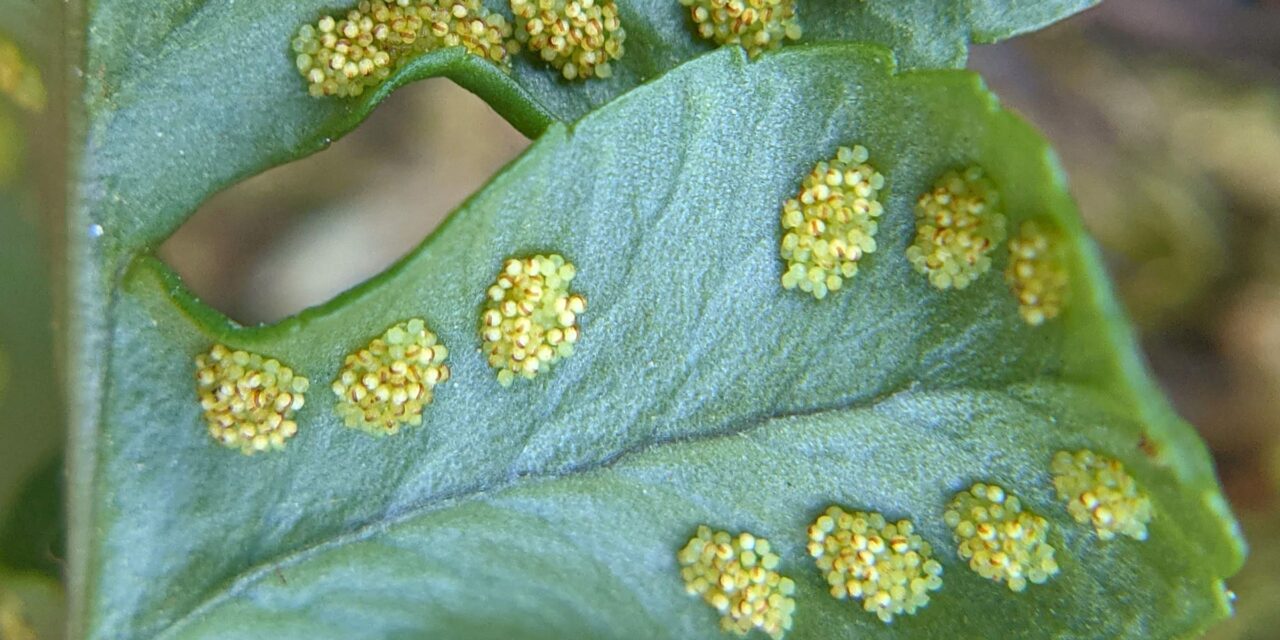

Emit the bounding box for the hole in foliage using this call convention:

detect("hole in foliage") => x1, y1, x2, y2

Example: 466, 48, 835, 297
159, 79, 530, 325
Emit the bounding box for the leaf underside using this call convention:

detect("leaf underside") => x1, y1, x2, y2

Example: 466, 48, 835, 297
78, 43, 1242, 639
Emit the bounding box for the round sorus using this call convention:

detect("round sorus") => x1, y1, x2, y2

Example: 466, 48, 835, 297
1006, 220, 1068, 326
677, 526, 797, 639
678, 0, 801, 59
481, 254, 586, 386
292, 2, 420, 98
779, 145, 885, 299
806, 506, 943, 623
509, 0, 626, 80
943, 483, 1059, 592
1051, 450, 1153, 541
292, 1, 515, 98
194, 344, 309, 455
417, 0, 519, 65
331, 318, 451, 436
906, 166, 1007, 290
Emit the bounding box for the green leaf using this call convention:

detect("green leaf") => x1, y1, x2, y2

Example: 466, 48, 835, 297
78, 45, 1240, 639
76, 0, 1097, 254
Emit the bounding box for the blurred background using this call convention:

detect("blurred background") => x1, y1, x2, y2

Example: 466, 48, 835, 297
0, 0, 1277, 637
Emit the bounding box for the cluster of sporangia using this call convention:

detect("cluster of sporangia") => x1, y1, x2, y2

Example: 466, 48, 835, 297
678, 526, 797, 639
292, 0, 519, 97
779, 145, 884, 299
1006, 220, 1068, 326
291, 0, 625, 91
192, 254, 585, 453
806, 507, 943, 623
194, 345, 309, 455
510, 0, 627, 80
330, 318, 451, 436
779, 146, 1070, 326
679, 451, 1153, 636
293, 0, 809, 92
481, 254, 586, 387
679, 0, 801, 59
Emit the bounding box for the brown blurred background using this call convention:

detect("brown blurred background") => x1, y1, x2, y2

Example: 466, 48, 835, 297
128, 0, 1280, 637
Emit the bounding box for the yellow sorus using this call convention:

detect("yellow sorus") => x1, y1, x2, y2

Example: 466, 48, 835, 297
195, 345, 309, 455
331, 318, 451, 436
678, 526, 797, 639
806, 507, 943, 623
481, 254, 586, 386
417, 0, 518, 65
292, 0, 514, 98
292, 2, 421, 98
1006, 220, 1068, 326
0, 38, 45, 112
906, 166, 1007, 290
678, 0, 801, 59
1051, 450, 1153, 541
943, 483, 1059, 592
779, 145, 885, 299
509, 0, 626, 80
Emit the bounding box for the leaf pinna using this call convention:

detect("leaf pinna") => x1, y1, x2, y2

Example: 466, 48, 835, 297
64, 29, 1238, 640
